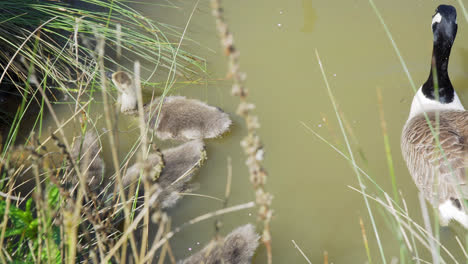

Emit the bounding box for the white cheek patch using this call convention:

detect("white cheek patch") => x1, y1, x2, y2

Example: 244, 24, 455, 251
432, 13, 442, 25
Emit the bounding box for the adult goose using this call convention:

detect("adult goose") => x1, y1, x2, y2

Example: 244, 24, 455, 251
110, 71, 232, 141
401, 5, 468, 227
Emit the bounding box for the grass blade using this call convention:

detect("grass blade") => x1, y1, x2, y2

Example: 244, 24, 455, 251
315, 49, 387, 264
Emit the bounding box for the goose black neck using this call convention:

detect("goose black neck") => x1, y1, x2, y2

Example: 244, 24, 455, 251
421, 34, 455, 103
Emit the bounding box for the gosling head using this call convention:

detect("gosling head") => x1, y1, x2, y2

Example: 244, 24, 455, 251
110, 71, 137, 113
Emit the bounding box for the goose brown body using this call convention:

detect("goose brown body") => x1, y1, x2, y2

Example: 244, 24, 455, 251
401, 111, 468, 207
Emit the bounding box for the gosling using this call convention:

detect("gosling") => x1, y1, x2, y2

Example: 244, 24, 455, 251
111, 71, 232, 141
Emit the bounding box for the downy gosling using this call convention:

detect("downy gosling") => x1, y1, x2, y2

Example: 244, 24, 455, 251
111, 71, 232, 141
179, 224, 259, 264
122, 140, 206, 209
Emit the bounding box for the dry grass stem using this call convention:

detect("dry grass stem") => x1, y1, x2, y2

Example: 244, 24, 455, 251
0, 179, 14, 263
211, 1, 273, 263
418, 192, 439, 264
96, 36, 139, 263
323, 251, 328, 264
348, 186, 457, 263
359, 217, 372, 264
291, 240, 312, 264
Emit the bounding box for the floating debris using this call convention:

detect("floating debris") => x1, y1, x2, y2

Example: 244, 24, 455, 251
179, 224, 260, 264
123, 140, 206, 209
111, 71, 232, 141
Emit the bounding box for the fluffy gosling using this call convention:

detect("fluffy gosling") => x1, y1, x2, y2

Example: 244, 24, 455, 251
123, 139, 206, 209
179, 224, 259, 264
111, 71, 232, 141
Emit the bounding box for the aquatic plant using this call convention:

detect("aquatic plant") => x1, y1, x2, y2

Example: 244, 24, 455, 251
211, 0, 274, 263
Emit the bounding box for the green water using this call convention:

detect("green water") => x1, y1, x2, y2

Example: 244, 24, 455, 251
40, 0, 468, 262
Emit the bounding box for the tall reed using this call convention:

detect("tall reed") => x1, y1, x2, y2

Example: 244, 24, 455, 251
211, 1, 274, 263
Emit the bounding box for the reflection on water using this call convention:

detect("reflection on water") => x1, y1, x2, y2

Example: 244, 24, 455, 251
301, 0, 316, 33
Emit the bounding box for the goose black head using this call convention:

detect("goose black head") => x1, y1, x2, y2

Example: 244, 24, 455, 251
410, 5, 465, 119
420, 5, 458, 105
432, 5, 457, 47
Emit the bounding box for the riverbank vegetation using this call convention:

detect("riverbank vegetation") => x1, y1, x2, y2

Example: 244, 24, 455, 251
0, 0, 268, 263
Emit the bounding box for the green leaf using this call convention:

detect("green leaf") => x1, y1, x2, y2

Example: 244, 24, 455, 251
48, 185, 60, 208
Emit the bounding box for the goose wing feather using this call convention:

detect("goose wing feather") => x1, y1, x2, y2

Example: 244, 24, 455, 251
401, 111, 468, 204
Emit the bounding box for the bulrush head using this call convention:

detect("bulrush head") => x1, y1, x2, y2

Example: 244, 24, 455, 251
123, 140, 206, 209
70, 130, 105, 189
179, 224, 260, 264
110, 70, 232, 141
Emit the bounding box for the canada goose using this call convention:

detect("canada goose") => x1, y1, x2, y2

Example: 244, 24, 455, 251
179, 224, 259, 264
110, 71, 232, 141
401, 5, 468, 227
123, 139, 206, 209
